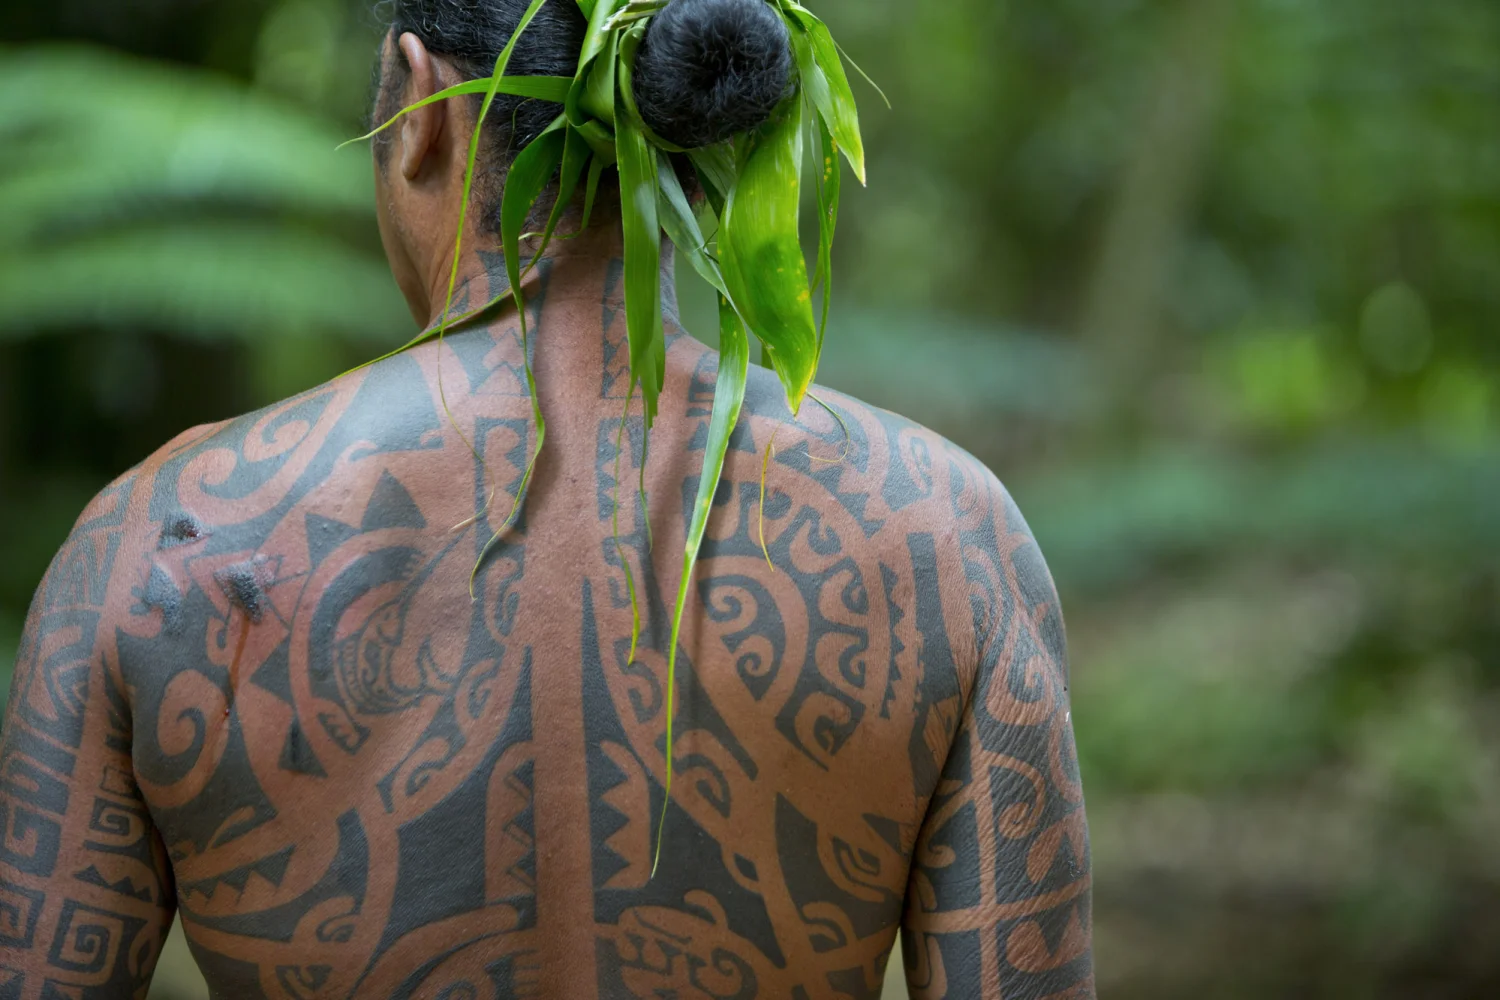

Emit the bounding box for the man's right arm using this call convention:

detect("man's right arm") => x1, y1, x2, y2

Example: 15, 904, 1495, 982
0, 477, 176, 996
901, 472, 1094, 999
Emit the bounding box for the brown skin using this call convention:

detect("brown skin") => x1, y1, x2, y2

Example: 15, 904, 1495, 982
375, 32, 470, 329
0, 33, 1093, 1000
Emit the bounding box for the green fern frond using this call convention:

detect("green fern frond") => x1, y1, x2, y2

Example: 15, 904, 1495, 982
0, 224, 404, 341
0, 46, 374, 244
0, 45, 401, 343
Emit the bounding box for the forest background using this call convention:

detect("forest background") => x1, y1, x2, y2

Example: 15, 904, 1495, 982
1, 0, 1497, 996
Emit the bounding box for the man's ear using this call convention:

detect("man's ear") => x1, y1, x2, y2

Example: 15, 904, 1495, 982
397, 32, 446, 182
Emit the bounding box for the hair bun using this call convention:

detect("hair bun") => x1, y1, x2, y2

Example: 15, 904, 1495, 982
631, 0, 793, 149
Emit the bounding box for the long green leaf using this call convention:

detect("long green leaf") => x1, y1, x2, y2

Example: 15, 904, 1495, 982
656, 152, 729, 298
532, 126, 590, 266
719, 100, 818, 414
447, 0, 556, 581
472, 118, 567, 581
437, 0, 549, 337
569, 0, 626, 125
502, 125, 568, 279
786, 9, 866, 184
809, 110, 841, 358
611, 383, 645, 666
653, 294, 751, 876
579, 155, 608, 231
834, 39, 892, 109
616, 30, 666, 427
348, 285, 516, 375
426, 0, 550, 527
579, 32, 620, 127
337, 76, 572, 150
605, 0, 670, 29
687, 144, 737, 214
575, 118, 620, 163
777, 2, 888, 106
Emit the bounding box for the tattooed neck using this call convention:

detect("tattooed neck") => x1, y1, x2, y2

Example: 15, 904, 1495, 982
426, 222, 682, 349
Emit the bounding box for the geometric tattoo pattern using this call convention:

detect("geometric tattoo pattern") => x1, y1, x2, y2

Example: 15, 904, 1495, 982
0, 253, 1092, 998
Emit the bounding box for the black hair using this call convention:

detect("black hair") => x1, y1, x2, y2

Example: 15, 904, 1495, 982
633, 0, 792, 149
377, 0, 587, 161
376, 0, 793, 178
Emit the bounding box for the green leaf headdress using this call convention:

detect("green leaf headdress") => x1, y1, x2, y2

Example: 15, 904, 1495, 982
351, 0, 873, 873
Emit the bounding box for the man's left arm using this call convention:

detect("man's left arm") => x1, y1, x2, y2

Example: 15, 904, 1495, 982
0, 476, 175, 996
902, 467, 1094, 998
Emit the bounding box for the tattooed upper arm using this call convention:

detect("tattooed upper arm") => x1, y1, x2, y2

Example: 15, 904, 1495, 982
901, 466, 1094, 1000
0, 475, 175, 997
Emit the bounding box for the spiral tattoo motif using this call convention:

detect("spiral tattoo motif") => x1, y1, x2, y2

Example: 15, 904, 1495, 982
0, 255, 1091, 998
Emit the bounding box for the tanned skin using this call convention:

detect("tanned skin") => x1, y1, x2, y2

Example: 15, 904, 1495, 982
0, 32, 1093, 1000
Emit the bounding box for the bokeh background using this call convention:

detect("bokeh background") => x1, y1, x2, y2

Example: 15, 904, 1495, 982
2, 0, 1498, 996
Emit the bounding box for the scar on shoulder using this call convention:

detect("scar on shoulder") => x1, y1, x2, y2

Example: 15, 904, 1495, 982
159, 513, 209, 550
215, 557, 273, 625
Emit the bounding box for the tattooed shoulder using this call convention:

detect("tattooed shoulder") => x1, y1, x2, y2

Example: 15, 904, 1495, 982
870, 442, 1094, 998
668, 366, 1093, 999
0, 463, 179, 995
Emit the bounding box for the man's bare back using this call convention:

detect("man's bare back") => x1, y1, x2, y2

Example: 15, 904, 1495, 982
2, 0, 1093, 988
0, 244, 1091, 997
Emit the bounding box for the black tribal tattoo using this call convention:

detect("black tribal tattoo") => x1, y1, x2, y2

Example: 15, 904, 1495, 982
0, 250, 1092, 999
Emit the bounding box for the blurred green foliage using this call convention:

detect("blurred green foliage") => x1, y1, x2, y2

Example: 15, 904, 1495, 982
0, 45, 404, 341
1, 0, 1497, 996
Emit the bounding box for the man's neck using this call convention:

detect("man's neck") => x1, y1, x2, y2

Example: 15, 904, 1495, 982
419, 214, 679, 333
406, 213, 683, 401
